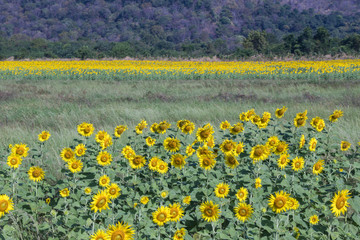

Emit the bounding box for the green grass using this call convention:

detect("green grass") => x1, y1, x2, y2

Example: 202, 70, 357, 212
0, 76, 359, 151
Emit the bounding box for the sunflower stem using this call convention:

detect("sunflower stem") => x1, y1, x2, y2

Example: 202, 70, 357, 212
92, 212, 97, 234
211, 221, 217, 240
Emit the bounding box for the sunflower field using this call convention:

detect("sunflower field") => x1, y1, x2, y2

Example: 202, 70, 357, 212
0, 107, 359, 240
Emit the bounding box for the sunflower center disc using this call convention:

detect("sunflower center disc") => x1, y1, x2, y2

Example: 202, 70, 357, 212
32, 170, 41, 178
110, 188, 116, 195
65, 152, 72, 159
201, 131, 209, 138
101, 156, 107, 162
171, 210, 178, 217
336, 197, 345, 209
42, 135, 47, 139
203, 159, 210, 166
169, 142, 176, 148
84, 128, 90, 134
233, 126, 240, 132
295, 162, 300, 168
159, 165, 164, 170
72, 163, 78, 169
97, 198, 106, 208
17, 149, 24, 155
239, 192, 244, 198
206, 208, 213, 216
224, 143, 232, 151
254, 148, 263, 157
228, 157, 235, 164
133, 157, 141, 165
151, 161, 157, 167
175, 159, 181, 165
277, 145, 284, 152
219, 188, 225, 194
10, 159, 17, 165
157, 213, 166, 221
281, 158, 286, 164
275, 199, 285, 208
315, 164, 320, 170
312, 143, 316, 148
0, 201, 8, 211
240, 209, 247, 216
112, 230, 125, 240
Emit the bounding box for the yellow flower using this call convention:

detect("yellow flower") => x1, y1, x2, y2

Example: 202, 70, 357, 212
234, 142, 245, 156
100, 136, 113, 150
183, 196, 191, 205
114, 125, 127, 138
60, 188, 70, 197
268, 191, 290, 213
250, 145, 270, 163
299, 135, 305, 149
288, 197, 300, 210
146, 136, 156, 146
181, 122, 195, 135
340, 141, 351, 151
75, 144, 86, 157
156, 120, 171, 134
77, 122, 94, 137
235, 187, 248, 202
12, 143, 29, 158
28, 166, 45, 182
229, 122, 244, 135
185, 145, 195, 156
171, 154, 187, 169
339, 168, 343, 172
277, 154, 290, 169
168, 203, 184, 222
46, 198, 51, 205
107, 183, 121, 199
220, 139, 237, 154
68, 159, 83, 173
329, 110, 343, 122
161, 191, 168, 198
173, 228, 186, 240
214, 183, 230, 198
95, 130, 109, 144
135, 120, 147, 134
122, 146, 135, 160
220, 120, 231, 130
330, 190, 351, 217
266, 136, 279, 151
85, 187, 92, 195
7, 154, 23, 169
199, 155, 216, 170
60, 147, 75, 162
309, 215, 319, 225
91, 190, 111, 213
224, 154, 239, 169
163, 137, 181, 152
309, 138, 317, 152
148, 157, 161, 171
234, 203, 253, 222
200, 201, 220, 222
38, 131, 51, 142
107, 221, 135, 240
99, 175, 110, 187
152, 206, 170, 226
196, 123, 214, 142
157, 161, 168, 174
294, 111, 308, 127
97, 151, 112, 166
129, 155, 146, 169
273, 141, 288, 155
177, 120, 190, 130
0, 194, 14, 218
90, 229, 110, 240
140, 196, 149, 205
292, 157, 305, 171
255, 178, 262, 189
275, 106, 287, 118
313, 159, 324, 175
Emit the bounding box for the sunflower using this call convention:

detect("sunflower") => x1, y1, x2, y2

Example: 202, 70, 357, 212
288, 197, 300, 210
60, 147, 75, 162
255, 178, 262, 189
235, 187, 248, 202
196, 145, 213, 158
266, 136, 279, 151
153, 206, 170, 226
310, 117, 325, 132
200, 201, 220, 222
140, 196, 149, 205
114, 125, 127, 138
77, 122, 94, 137
183, 196, 191, 205
273, 141, 288, 155
96, 130, 111, 143
129, 155, 146, 169
75, 144, 86, 157
340, 141, 351, 151
181, 122, 195, 135
313, 159, 324, 175
239, 112, 247, 121
214, 183, 230, 198
224, 154, 239, 169
309, 215, 319, 225
0, 194, 14, 218
234, 203, 253, 222
268, 191, 290, 213
97, 151, 112, 166
204, 135, 215, 148
7, 154, 22, 169
156, 120, 171, 134
176, 120, 190, 129
135, 120, 147, 134
68, 159, 83, 173
196, 123, 214, 142
46, 198, 51, 205
277, 154, 290, 169
150, 123, 159, 133
28, 166, 45, 182
299, 135, 305, 149
100, 136, 113, 150
309, 138, 317, 152
91, 190, 111, 213
234, 142, 244, 156
250, 145, 270, 163
275, 106, 287, 118
122, 146, 135, 160
199, 155, 216, 170
106, 183, 121, 199
90, 229, 110, 240
12, 143, 29, 158
60, 188, 70, 197
294, 115, 307, 127
329, 110, 343, 122
186, 145, 195, 156
168, 203, 184, 222
146, 136, 156, 146
85, 187, 92, 195
245, 109, 256, 121
107, 221, 135, 240
220, 121, 231, 130
173, 228, 186, 240
229, 122, 244, 135
220, 139, 237, 154
250, 115, 261, 125
292, 157, 305, 171
99, 175, 110, 187
330, 190, 351, 217
171, 154, 187, 169
157, 161, 169, 174
164, 137, 181, 152
161, 191, 168, 198
149, 157, 161, 171
38, 131, 51, 142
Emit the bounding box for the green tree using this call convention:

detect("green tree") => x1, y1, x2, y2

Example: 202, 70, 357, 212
243, 31, 268, 53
